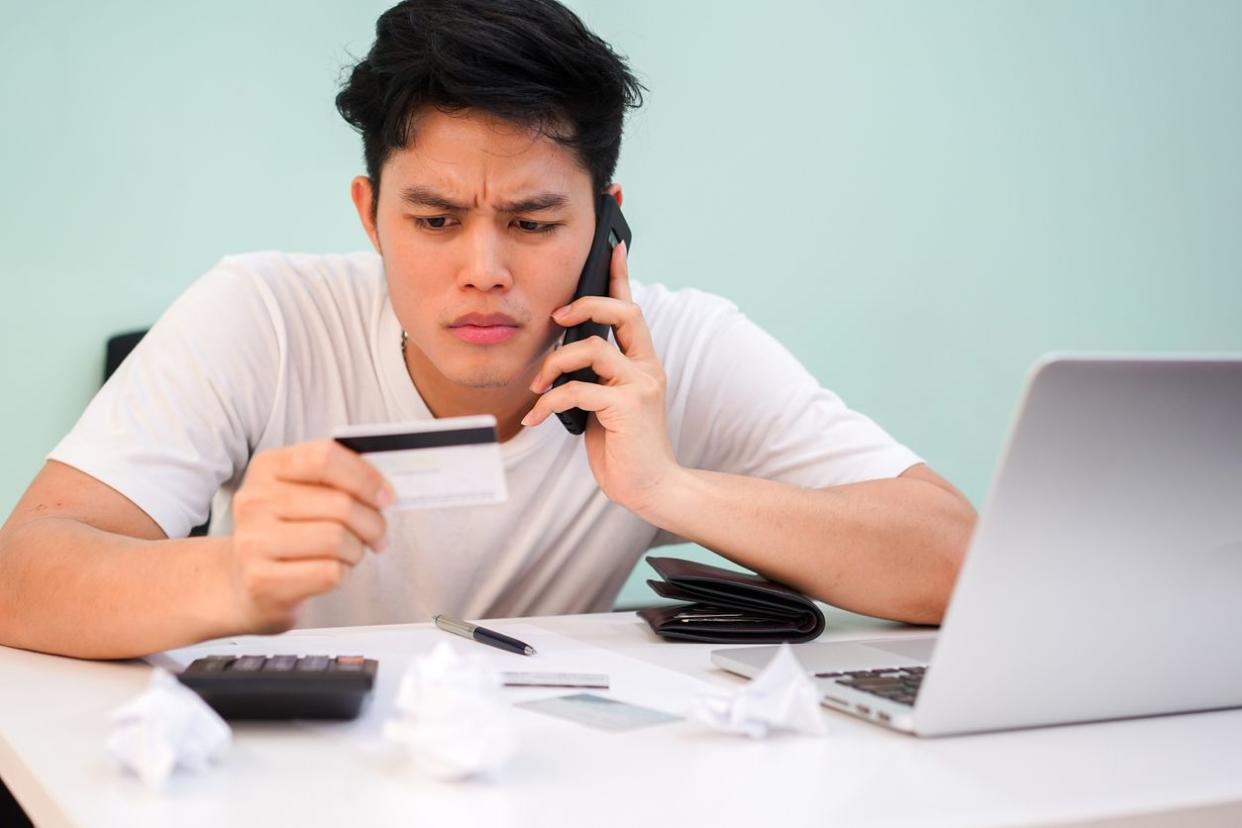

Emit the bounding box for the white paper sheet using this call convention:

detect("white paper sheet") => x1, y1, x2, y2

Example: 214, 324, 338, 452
150, 623, 717, 738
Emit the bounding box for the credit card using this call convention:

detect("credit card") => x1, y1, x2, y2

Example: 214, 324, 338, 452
516, 693, 682, 732
332, 415, 507, 510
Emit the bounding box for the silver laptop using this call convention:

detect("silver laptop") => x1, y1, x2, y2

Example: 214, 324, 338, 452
712, 355, 1242, 736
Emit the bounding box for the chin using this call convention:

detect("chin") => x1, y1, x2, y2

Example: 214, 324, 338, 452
436, 333, 556, 391
452, 369, 522, 390
439, 353, 528, 390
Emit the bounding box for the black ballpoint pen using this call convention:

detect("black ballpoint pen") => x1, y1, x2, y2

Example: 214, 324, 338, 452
433, 614, 538, 656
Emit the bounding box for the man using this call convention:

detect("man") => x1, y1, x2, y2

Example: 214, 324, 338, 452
0, 0, 975, 659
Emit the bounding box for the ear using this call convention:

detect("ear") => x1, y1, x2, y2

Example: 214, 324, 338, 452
350, 176, 382, 253
605, 182, 623, 208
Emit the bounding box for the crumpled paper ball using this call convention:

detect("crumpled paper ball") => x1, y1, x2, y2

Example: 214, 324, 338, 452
693, 642, 829, 738
107, 667, 232, 790
382, 641, 517, 780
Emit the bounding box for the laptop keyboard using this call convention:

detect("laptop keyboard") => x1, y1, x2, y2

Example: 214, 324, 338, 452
814, 666, 925, 707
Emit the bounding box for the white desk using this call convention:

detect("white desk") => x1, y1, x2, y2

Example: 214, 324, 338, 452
3, 608, 1241, 828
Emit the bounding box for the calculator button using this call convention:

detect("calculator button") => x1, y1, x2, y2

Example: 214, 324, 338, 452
231, 655, 267, 672
197, 656, 235, 673
333, 655, 366, 672
263, 655, 298, 672
296, 656, 332, 671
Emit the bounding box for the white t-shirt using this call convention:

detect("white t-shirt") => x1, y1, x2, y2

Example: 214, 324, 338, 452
50, 251, 921, 627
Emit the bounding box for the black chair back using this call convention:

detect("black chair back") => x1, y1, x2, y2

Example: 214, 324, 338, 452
104, 328, 211, 537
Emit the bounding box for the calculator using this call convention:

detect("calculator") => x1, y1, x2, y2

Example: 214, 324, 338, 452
177, 654, 378, 720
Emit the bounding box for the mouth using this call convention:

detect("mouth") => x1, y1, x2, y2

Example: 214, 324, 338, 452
448, 312, 521, 345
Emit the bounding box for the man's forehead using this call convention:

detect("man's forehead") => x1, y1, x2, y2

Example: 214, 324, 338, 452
380, 108, 591, 206
383, 155, 590, 212
383, 163, 585, 210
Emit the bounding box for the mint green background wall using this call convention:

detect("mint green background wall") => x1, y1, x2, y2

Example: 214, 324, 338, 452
2, 2, 1239, 609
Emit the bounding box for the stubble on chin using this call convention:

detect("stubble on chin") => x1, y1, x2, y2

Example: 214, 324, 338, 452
448, 332, 562, 390
453, 368, 518, 390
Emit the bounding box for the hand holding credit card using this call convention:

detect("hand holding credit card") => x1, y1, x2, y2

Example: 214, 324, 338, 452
333, 415, 508, 510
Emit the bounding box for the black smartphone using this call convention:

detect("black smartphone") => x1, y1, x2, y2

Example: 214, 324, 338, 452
553, 192, 633, 435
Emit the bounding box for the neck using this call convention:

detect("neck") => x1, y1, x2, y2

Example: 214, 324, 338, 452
400, 334, 540, 443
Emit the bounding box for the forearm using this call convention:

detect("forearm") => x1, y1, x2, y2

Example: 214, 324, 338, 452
638, 469, 976, 624
0, 518, 237, 659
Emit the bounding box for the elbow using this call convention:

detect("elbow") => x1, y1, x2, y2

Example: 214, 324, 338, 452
0, 533, 21, 648
920, 496, 977, 625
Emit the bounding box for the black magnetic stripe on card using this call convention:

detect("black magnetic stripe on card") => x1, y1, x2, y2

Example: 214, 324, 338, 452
335, 427, 497, 453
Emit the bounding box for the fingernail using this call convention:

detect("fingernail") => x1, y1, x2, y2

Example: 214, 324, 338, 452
377, 487, 394, 508
520, 412, 535, 426
374, 536, 389, 553
552, 305, 570, 317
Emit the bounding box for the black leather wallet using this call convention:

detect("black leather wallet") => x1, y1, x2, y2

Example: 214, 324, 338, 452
637, 556, 826, 644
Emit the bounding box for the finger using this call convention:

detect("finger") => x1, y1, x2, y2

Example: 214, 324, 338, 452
551, 295, 655, 359
256, 558, 354, 606
529, 334, 638, 392
262, 520, 368, 565
522, 380, 620, 427
272, 440, 394, 509
257, 482, 387, 550
609, 240, 632, 303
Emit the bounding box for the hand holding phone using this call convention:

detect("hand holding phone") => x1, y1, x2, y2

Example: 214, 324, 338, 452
522, 192, 678, 514
553, 192, 633, 435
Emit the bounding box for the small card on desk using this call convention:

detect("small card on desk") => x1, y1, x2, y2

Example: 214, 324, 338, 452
502, 671, 610, 689
333, 415, 507, 510
517, 693, 682, 733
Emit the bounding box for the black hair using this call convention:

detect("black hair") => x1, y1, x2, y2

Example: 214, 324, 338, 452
335, 0, 645, 216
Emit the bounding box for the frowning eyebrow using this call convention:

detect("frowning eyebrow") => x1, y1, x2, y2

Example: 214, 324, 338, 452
399, 186, 463, 211
498, 192, 570, 213
398, 185, 569, 214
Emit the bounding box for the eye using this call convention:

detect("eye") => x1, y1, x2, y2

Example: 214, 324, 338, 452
413, 216, 456, 231
515, 219, 558, 234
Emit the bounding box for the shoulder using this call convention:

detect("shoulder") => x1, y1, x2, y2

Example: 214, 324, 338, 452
206, 250, 386, 314
630, 280, 789, 375
630, 280, 744, 347
629, 278, 818, 407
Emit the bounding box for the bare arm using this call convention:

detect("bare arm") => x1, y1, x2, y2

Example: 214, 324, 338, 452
0, 461, 232, 658
522, 243, 976, 625
0, 445, 393, 660
635, 463, 977, 625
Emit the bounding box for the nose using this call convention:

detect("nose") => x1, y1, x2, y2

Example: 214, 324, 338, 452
457, 225, 513, 292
